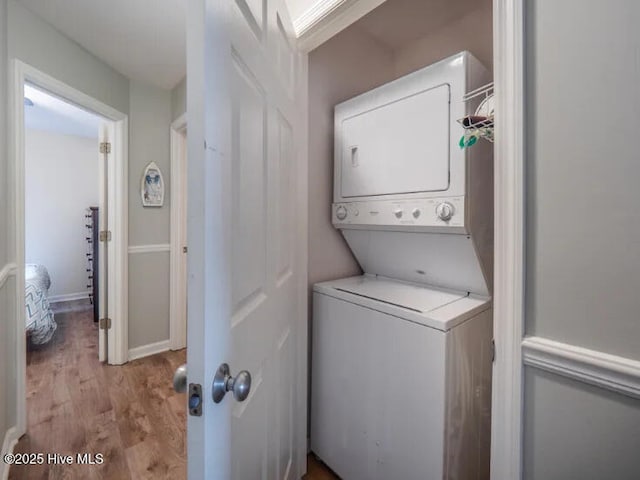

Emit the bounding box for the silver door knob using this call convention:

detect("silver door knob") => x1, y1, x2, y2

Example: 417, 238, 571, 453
212, 363, 252, 403
173, 364, 187, 393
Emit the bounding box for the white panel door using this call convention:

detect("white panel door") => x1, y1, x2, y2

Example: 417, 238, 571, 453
186, 0, 307, 478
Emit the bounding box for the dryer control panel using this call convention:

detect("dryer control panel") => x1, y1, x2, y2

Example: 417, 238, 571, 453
332, 196, 466, 232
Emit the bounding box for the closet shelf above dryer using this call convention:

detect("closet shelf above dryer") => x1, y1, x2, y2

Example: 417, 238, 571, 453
457, 82, 494, 147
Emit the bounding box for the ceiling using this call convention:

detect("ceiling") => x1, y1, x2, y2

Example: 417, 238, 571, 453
17, 0, 187, 90
354, 0, 481, 50
16, 0, 481, 90
24, 84, 103, 139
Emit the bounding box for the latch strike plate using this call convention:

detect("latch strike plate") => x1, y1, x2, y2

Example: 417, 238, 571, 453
189, 383, 203, 416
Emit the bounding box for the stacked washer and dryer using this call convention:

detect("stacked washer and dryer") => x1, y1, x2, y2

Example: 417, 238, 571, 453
310, 52, 494, 480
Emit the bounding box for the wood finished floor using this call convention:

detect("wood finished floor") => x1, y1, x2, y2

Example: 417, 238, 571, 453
10, 305, 187, 480
10, 303, 337, 480
303, 455, 340, 480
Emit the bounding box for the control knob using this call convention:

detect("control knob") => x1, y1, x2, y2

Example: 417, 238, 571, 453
336, 205, 347, 220
436, 202, 455, 221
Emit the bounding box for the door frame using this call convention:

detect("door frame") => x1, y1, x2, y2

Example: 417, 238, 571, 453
11, 60, 129, 437
298, 0, 527, 476
169, 112, 187, 351
490, 0, 526, 478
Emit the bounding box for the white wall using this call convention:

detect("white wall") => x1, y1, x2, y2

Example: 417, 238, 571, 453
24, 129, 98, 300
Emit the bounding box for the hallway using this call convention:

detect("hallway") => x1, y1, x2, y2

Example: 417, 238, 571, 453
10, 304, 187, 480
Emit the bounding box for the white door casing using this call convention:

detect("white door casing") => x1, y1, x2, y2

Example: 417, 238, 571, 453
170, 113, 188, 351
11, 60, 129, 439
186, 0, 308, 478
490, 0, 526, 478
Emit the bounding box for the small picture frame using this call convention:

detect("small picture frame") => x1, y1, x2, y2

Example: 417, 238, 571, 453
141, 162, 164, 207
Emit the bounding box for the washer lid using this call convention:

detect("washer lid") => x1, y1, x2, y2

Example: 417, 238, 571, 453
313, 275, 490, 331
332, 275, 464, 313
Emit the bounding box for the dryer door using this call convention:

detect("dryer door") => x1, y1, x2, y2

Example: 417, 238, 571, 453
339, 83, 450, 198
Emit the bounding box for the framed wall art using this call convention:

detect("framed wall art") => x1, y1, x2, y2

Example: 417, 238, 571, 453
141, 162, 164, 207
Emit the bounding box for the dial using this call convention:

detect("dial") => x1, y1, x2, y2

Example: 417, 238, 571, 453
394, 209, 403, 219
412, 208, 421, 219
336, 205, 347, 220
436, 202, 454, 221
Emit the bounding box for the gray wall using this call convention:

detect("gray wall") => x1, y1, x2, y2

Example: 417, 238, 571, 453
524, 0, 640, 478
6, 1, 176, 353
7, 0, 129, 114
0, 0, 177, 450
128, 80, 172, 349
171, 76, 186, 122
523, 368, 640, 480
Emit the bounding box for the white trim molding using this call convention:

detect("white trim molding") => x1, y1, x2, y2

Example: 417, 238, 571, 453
1, 427, 19, 480
296, 0, 386, 52
128, 244, 171, 254
48, 292, 90, 303
170, 114, 188, 351
293, 0, 346, 36
128, 339, 172, 362
0, 263, 17, 289
490, 0, 526, 479
523, 337, 640, 399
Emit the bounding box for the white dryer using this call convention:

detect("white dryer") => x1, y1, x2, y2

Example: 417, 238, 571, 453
311, 51, 494, 479
311, 275, 492, 480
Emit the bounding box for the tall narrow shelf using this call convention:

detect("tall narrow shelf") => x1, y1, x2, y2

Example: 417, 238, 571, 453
85, 207, 99, 322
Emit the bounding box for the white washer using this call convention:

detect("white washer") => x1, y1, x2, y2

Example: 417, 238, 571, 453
311, 275, 492, 480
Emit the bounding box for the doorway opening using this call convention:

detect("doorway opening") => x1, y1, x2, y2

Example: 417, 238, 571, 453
23, 81, 106, 358
12, 61, 129, 440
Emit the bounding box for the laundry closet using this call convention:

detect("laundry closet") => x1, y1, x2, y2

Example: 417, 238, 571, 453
306, 0, 494, 478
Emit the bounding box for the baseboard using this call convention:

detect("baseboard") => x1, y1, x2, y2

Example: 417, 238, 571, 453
1, 427, 19, 480
48, 291, 90, 303
128, 339, 171, 362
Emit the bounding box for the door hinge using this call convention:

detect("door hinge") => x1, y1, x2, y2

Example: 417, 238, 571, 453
491, 339, 496, 363
99, 230, 112, 242
100, 142, 111, 154
99, 318, 112, 330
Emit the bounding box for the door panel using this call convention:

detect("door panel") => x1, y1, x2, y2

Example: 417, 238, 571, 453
230, 54, 267, 314
186, 0, 305, 477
